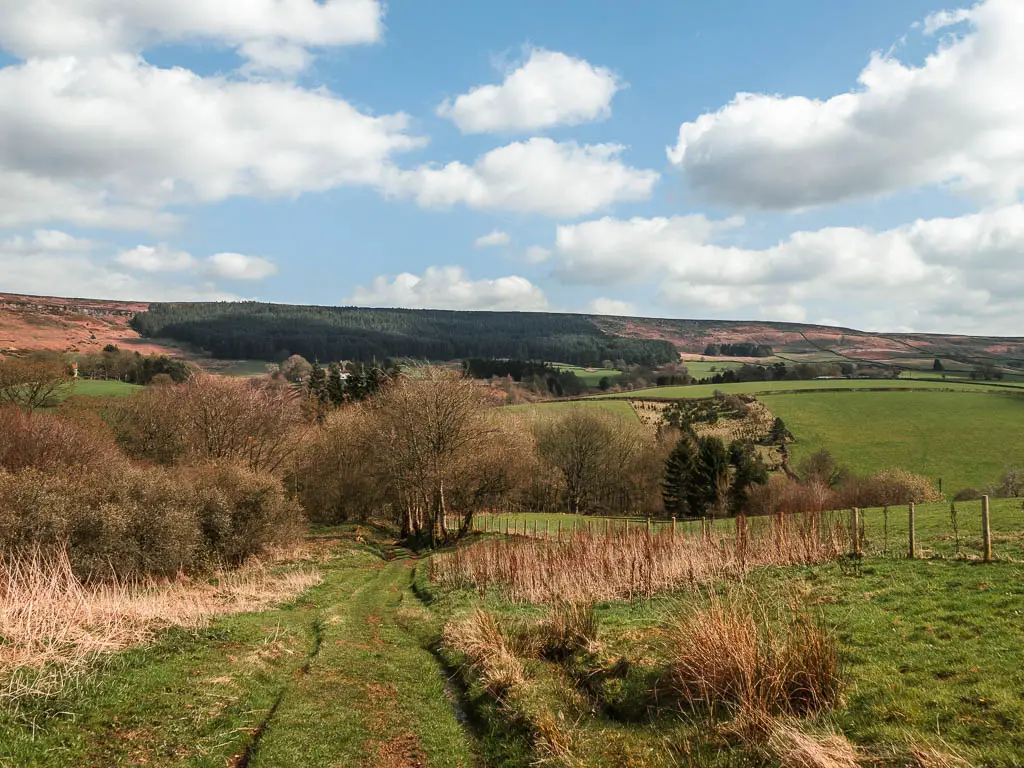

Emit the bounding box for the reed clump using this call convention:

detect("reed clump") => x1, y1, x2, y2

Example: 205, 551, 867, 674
431, 512, 847, 603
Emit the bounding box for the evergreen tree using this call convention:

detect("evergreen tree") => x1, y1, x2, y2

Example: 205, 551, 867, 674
933, 358, 944, 372
662, 435, 697, 516
767, 416, 792, 445
728, 441, 769, 514
692, 436, 731, 516
346, 363, 368, 401
307, 359, 327, 401
327, 362, 346, 406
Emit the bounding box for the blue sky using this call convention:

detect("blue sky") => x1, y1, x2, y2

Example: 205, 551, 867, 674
1, 0, 1022, 335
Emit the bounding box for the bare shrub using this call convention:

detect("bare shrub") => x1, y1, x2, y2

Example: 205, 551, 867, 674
182, 461, 305, 566
432, 516, 846, 604
442, 610, 525, 698
0, 405, 123, 475
0, 462, 303, 580
839, 469, 942, 508
747, 475, 838, 517
666, 593, 841, 720
0, 546, 320, 703
110, 374, 302, 473
0, 356, 72, 412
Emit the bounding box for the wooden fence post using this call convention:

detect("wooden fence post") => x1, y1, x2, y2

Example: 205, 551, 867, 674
533, 519, 538, 538
851, 508, 861, 556
982, 495, 992, 563
545, 519, 550, 539
672, 516, 677, 539
908, 503, 916, 560
646, 517, 652, 536
558, 519, 562, 541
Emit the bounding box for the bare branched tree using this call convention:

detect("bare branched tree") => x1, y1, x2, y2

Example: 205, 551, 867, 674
0, 357, 72, 412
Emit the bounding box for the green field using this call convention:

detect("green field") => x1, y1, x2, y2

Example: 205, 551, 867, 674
67, 379, 142, 398
598, 377, 1014, 400
552, 363, 621, 386
762, 390, 1024, 493
210, 359, 273, 377
681, 359, 745, 379
505, 398, 638, 420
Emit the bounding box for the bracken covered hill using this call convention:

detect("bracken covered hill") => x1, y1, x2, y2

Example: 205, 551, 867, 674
1, 293, 1022, 374
0, 293, 179, 357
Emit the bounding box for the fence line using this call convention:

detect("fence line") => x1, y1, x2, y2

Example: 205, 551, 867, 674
456, 494, 1018, 562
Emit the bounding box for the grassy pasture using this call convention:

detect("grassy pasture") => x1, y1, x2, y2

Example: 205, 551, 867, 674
597, 377, 1012, 400
432, 501, 1024, 764
552, 363, 621, 385
505, 398, 638, 421
762, 390, 1024, 493
66, 379, 142, 399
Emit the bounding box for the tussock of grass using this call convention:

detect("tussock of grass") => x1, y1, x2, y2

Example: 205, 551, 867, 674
432, 513, 848, 603
0, 546, 320, 703
666, 593, 842, 719
442, 609, 525, 698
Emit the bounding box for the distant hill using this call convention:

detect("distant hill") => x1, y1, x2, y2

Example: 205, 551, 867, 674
2, 293, 1022, 375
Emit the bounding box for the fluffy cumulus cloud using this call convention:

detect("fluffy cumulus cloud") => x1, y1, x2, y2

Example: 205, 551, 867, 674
668, 0, 1024, 209
586, 298, 637, 317
116, 244, 195, 272
0, 0, 383, 71
1, 231, 238, 301
114, 243, 277, 281
475, 229, 511, 248
386, 138, 657, 217
344, 266, 549, 311
205, 252, 278, 281
552, 205, 1024, 334
438, 47, 622, 133
0, 55, 423, 229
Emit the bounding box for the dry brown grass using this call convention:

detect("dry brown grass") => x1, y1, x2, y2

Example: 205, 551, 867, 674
766, 721, 858, 768
431, 513, 847, 603
666, 592, 842, 720
908, 742, 972, 768
441, 609, 525, 698
0, 546, 320, 703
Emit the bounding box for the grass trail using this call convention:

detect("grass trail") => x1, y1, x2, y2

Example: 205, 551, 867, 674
0, 530, 475, 768
251, 541, 473, 767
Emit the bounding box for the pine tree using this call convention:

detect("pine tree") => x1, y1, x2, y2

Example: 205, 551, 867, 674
327, 362, 346, 406
662, 435, 697, 516
307, 359, 327, 402
692, 436, 731, 516
728, 441, 769, 514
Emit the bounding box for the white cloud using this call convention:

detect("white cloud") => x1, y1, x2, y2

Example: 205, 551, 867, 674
116, 243, 195, 272
475, 229, 511, 248
3, 229, 96, 253
386, 138, 657, 217
587, 298, 637, 317
438, 47, 622, 134
205, 252, 278, 280
0, 0, 383, 71
668, 0, 1024, 209
344, 266, 549, 311
554, 214, 745, 284
0, 55, 424, 229
524, 245, 552, 263
921, 8, 973, 35
553, 205, 1024, 334
1, 231, 237, 301
115, 244, 277, 281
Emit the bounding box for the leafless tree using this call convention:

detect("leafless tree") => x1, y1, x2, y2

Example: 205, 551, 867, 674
0, 356, 72, 412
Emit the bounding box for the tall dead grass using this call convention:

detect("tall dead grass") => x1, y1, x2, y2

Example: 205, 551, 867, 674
431, 512, 847, 603
0, 546, 320, 704
666, 592, 842, 719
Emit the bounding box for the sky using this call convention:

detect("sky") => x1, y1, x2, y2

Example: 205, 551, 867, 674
1, 0, 1022, 335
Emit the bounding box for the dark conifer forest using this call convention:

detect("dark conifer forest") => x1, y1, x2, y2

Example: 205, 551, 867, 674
131, 302, 679, 366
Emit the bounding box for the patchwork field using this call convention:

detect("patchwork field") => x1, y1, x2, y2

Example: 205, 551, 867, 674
761, 390, 1024, 493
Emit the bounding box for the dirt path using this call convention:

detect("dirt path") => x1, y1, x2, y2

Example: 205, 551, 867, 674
245, 544, 475, 768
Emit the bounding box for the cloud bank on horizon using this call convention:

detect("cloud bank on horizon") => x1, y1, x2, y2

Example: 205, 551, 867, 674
0, 0, 1021, 334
